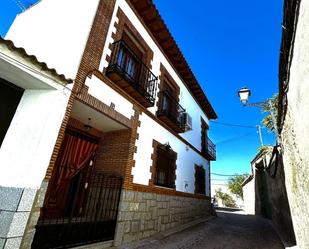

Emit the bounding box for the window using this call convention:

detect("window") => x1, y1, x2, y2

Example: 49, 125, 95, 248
161, 79, 179, 115
159, 71, 180, 113
156, 65, 186, 133
195, 165, 206, 195
105, 19, 158, 107
117, 31, 144, 81
0, 78, 24, 147
201, 118, 209, 154
153, 143, 177, 189
122, 31, 144, 59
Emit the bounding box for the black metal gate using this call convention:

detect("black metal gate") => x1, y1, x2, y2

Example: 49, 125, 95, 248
32, 172, 123, 249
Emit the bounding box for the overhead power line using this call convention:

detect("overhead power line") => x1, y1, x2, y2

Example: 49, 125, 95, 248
211, 173, 247, 177
210, 120, 257, 129
11, 0, 26, 12
211, 178, 229, 181
215, 131, 256, 145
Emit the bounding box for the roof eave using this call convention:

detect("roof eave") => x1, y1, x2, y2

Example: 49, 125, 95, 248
128, 0, 217, 120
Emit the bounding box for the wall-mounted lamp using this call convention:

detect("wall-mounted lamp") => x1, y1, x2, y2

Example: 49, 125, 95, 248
185, 145, 189, 151
84, 118, 92, 131
164, 142, 171, 151
237, 87, 280, 145
110, 102, 115, 110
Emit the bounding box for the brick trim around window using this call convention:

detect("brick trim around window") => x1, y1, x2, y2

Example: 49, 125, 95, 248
105, 7, 154, 69
149, 140, 177, 189
158, 63, 180, 99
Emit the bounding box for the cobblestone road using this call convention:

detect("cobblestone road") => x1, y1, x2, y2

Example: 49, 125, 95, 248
118, 210, 284, 249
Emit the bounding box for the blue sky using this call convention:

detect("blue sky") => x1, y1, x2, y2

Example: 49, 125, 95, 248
153, 0, 283, 183
0, 0, 37, 36
1, 0, 283, 183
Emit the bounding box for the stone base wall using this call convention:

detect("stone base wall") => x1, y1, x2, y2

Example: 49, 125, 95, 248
0, 186, 37, 249
282, 109, 309, 249
19, 182, 48, 249
113, 190, 211, 246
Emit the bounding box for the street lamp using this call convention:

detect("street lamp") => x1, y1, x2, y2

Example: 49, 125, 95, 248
237, 87, 280, 145
237, 87, 251, 105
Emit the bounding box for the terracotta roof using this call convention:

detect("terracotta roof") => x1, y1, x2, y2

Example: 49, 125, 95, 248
129, 0, 217, 119
0, 37, 73, 84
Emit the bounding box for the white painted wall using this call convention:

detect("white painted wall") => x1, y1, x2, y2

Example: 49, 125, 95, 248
0, 87, 70, 188
243, 180, 255, 214
5, 0, 100, 79
85, 75, 134, 119
96, 0, 214, 195
5, 0, 214, 193
99, 0, 211, 151
133, 113, 210, 196
85, 75, 210, 195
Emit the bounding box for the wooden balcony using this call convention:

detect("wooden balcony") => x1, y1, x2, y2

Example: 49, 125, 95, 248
105, 40, 158, 108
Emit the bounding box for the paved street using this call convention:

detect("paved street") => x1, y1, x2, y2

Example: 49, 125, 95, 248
120, 210, 284, 249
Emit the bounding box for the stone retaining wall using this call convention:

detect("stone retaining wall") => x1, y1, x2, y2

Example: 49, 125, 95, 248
113, 190, 211, 246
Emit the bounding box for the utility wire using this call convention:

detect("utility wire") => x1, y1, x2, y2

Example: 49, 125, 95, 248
211, 173, 247, 177
11, 0, 26, 12
210, 120, 257, 129
215, 131, 256, 145
211, 179, 229, 181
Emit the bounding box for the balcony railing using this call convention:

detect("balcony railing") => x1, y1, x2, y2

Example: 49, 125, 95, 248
157, 91, 186, 133
205, 137, 216, 161
106, 40, 158, 107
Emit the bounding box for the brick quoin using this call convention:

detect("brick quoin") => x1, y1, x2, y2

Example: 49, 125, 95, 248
44, 0, 212, 201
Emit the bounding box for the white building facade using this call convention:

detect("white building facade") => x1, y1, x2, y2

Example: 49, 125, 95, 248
3, 0, 217, 247
0, 38, 72, 249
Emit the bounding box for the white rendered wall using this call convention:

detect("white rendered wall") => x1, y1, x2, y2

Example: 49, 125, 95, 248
133, 113, 210, 196
0, 88, 70, 188
280, 1, 309, 247
85, 75, 134, 119
243, 180, 255, 214
5, 0, 100, 79
95, 0, 213, 195
99, 0, 211, 151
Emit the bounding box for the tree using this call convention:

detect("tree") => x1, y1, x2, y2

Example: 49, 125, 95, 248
261, 93, 278, 134
228, 174, 248, 199
215, 190, 236, 208
257, 145, 273, 154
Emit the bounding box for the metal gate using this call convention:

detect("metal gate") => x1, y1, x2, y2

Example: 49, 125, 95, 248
32, 172, 123, 249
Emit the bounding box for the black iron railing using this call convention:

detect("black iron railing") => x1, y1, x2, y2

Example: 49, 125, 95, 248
206, 137, 216, 160
106, 40, 158, 106
157, 91, 186, 132
32, 169, 123, 249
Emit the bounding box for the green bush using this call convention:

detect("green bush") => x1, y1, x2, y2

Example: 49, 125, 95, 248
215, 190, 236, 208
